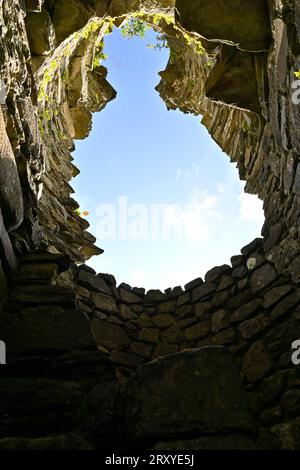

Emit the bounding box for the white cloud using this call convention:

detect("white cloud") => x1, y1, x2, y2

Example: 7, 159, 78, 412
239, 192, 264, 226
161, 189, 222, 242
216, 182, 226, 194
175, 168, 182, 180
175, 166, 201, 181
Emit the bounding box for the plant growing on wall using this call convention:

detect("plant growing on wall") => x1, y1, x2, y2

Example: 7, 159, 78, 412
120, 14, 205, 56
121, 18, 149, 39
121, 17, 169, 51
147, 34, 169, 51
93, 41, 108, 67
74, 208, 90, 218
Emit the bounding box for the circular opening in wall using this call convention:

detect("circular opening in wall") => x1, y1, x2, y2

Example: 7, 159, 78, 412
71, 21, 265, 291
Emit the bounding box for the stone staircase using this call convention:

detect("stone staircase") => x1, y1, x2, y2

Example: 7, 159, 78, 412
0, 251, 119, 449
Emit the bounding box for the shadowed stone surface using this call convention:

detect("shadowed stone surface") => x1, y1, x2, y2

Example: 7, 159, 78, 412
122, 347, 257, 441
175, 0, 272, 52
205, 46, 263, 112
3, 306, 96, 353
154, 434, 257, 450
0, 109, 23, 233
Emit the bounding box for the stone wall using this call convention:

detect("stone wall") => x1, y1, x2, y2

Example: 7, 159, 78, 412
3, 239, 300, 449
1, 0, 300, 450
74, 238, 300, 447
0, 251, 271, 449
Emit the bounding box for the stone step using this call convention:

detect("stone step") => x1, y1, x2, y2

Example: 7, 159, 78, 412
20, 251, 70, 273
13, 262, 59, 285
3, 305, 95, 354
10, 285, 76, 308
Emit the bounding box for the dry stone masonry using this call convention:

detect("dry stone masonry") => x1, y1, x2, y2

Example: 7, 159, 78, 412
0, 0, 300, 450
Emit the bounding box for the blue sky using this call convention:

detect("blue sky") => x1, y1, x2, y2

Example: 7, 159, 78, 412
72, 26, 264, 291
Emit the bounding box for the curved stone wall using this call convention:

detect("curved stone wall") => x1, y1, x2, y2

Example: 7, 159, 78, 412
74, 237, 300, 447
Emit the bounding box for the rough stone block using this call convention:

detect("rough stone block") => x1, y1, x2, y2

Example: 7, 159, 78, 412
122, 347, 257, 440
176, 0, 272, 51
92, 319, 130, 350
4, 306, 95, 354
185, 321, 211, 341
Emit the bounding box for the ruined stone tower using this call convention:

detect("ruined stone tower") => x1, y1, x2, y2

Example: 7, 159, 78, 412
1, 0, 300, 450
